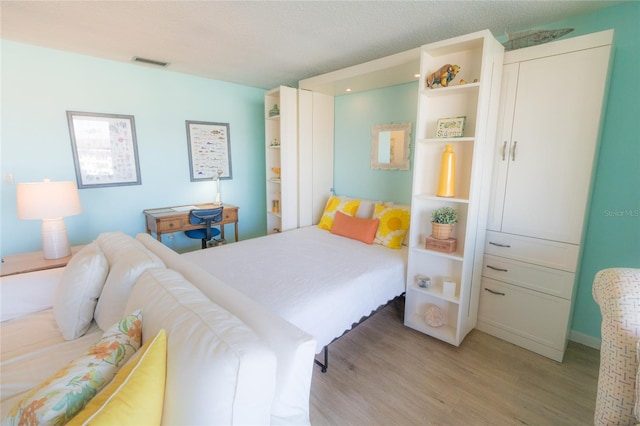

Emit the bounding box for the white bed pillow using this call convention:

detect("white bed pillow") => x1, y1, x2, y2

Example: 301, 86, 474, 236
54, 242, 109, 340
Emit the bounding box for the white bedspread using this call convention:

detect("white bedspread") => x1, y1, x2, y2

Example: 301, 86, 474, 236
182, 226, 407, 352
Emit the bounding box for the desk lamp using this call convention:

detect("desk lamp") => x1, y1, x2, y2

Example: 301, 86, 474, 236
213, 169, 223, 205
17, 179, 82, 259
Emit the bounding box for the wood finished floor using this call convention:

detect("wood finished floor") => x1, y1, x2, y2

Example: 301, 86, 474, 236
309, 298, 599, 426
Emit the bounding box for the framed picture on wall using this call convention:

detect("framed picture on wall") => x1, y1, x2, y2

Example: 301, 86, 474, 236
186, 120, 233, 181
66, 111, 142, 188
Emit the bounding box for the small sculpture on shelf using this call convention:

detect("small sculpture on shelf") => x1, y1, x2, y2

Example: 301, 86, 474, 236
269, 104, 280, 117
271, 167, 281, 179
426, 64, 460, 88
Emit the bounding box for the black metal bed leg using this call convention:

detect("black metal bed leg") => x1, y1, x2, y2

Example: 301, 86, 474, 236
314, 346, 328, 373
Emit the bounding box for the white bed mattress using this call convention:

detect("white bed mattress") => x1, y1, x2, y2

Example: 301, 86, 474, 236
182, 226, 407, 352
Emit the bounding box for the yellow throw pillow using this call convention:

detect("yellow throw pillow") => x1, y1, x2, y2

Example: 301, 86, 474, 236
373, 204, 411, 249
68, 329, 167, 426
317, 195, 360, 230
5, 310, 142, 426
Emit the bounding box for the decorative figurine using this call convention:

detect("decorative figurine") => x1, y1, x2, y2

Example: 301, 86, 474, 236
426, 64, 460, 89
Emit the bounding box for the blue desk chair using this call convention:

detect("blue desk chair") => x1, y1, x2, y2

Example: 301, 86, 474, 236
185, 207, 224, 249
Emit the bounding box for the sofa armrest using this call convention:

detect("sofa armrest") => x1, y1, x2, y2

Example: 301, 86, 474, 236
1, 268, 64, 322
593, 267, 640, 426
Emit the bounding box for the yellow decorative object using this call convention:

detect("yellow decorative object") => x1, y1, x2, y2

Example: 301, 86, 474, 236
317, 195, 360, 230
69, 329, 167, 426
271, 167, 281, 179
373, 204, 411, 249
436, 144, 456, 197
426, 64, 460, 88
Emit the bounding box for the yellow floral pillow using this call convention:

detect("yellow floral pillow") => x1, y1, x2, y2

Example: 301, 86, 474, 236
317, 195, 360, 230
5, 310, 142, 426
373, 204, 411, 249
68, 329, 167, 425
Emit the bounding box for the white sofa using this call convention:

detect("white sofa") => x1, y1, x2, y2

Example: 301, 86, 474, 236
593, 267, 640, 425
0, 232, 316, 425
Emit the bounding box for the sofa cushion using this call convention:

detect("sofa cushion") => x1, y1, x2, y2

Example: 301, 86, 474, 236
124, 268, 277, 425
94, 232, 164, 330
4, 310, 142, 426
54, 242, 109, 340
68, 329, 166, 425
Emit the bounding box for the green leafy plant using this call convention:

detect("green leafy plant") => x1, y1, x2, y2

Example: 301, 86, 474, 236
431, 207, 458, 224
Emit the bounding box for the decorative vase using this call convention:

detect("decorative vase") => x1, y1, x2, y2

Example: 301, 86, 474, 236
431, 222, 453, 240
436, 144, 455, 197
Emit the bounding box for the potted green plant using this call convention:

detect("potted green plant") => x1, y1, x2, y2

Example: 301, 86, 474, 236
431, 207, 458, 240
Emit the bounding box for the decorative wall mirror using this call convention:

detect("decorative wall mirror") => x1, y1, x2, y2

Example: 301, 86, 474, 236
371, 122, 412, 170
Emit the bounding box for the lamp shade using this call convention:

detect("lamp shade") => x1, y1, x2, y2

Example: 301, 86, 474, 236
17, 180, 82, 220
17, 180, 82, 259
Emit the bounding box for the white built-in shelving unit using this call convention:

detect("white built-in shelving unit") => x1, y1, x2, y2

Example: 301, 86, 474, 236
404, 30, 504, 346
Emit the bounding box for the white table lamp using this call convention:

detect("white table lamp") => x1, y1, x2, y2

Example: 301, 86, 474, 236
17, 179, 82, 259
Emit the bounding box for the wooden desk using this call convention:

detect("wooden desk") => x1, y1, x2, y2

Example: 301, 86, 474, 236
1, 246, 84, 277
143, 203, 239, 242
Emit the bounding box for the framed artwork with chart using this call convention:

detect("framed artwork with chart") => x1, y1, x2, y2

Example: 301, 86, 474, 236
66, 111, 141, 188
186, 121, 233, 181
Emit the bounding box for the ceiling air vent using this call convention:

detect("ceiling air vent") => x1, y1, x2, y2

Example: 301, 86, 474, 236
131, 56, 170, 67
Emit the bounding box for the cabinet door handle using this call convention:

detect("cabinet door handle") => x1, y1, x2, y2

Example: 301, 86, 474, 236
489, 241, 511, 248
487, 265, 508, 272
484, 288, 506, 296
501, 141, 507, 161
511, 141, 518, 161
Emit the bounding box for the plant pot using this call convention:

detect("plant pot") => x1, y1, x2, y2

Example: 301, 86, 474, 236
431, 222, 453, 240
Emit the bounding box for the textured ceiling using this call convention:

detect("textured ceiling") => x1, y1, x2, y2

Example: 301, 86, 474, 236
0, 1, 622, 89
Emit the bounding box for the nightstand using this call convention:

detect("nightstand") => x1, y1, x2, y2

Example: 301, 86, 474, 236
0, 246, 83, 277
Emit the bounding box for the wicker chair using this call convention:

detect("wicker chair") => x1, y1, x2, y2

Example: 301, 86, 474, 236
593, 268, 640, 425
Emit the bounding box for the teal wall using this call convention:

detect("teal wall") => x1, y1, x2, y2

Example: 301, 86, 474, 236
0, 41, 267, 256
334, 82, 417, 204
332, 2, 639, 342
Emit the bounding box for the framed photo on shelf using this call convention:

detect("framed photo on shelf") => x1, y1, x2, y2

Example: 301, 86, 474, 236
66, 111, 141, 188
435, 116, 466, 138
186, 121, 233, 182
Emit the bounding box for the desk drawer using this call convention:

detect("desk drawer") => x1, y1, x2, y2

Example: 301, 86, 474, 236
156, 217, 191, 233
482, 255, 574, 299
485, 231, 579, 272
222, 209, 237, 223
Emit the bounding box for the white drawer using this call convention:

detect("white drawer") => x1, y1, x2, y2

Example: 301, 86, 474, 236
482, 255, 575, 299
485, 231, 579, 272
478, 278, 571, 351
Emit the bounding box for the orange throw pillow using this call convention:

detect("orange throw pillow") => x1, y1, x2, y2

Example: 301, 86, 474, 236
330, 211, 380, 244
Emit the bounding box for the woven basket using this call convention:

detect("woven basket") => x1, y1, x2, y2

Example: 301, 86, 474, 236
431, 222, 453, 240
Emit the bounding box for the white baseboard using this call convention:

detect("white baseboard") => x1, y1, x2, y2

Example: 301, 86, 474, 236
569, 330, 601, 350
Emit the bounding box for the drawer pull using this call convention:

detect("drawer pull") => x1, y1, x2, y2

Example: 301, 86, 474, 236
501, 141, 507, 161
511, 141, 518, 161
484, 288, 506, 296
487, 265, 508, 272
489, 241, 511, 248
169, 223, 174, 228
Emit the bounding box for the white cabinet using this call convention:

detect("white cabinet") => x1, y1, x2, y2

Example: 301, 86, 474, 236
478, 30, 614, 361
404, 30, 504, 346
265, 86, 298, 234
